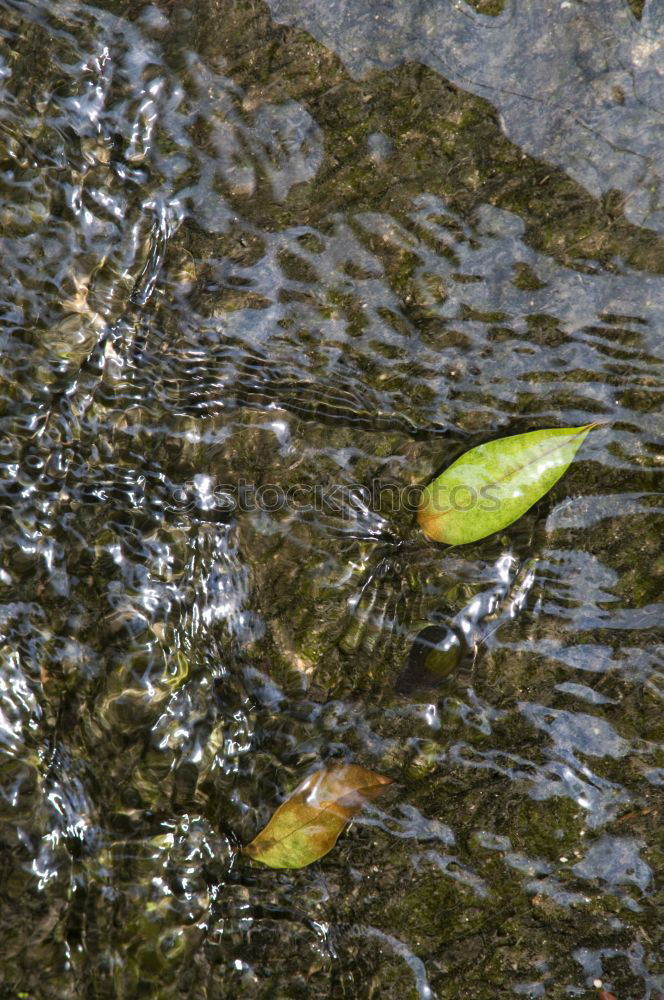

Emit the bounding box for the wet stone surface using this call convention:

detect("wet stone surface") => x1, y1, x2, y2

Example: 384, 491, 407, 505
0, 0, 663, 997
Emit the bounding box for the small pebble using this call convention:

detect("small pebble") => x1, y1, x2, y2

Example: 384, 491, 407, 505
367, 131, 393, 163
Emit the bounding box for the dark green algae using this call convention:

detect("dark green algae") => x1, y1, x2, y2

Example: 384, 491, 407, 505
0, 0, 662, 998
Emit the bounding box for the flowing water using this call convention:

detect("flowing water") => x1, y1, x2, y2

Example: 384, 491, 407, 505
0, 0, 663, 997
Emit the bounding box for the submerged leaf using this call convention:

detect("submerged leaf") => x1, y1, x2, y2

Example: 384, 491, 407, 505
396, 623, 466, 693
244, 765, 392, 869
418, 423, 599, 545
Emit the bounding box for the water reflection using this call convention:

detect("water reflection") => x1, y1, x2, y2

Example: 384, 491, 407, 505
0, 0, 662, 997
267, 0, 664, 232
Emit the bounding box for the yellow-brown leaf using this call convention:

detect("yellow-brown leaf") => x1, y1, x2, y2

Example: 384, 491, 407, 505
243, 764, 392, 869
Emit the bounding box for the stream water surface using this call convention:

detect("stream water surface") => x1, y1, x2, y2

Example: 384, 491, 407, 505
0, 0, 663, 997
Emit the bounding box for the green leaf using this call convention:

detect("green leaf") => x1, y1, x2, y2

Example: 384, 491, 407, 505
418, 423, 599, 545
243, 765, 392, 869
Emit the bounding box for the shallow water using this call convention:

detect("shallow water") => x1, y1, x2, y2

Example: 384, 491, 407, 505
0, 0, 662, 997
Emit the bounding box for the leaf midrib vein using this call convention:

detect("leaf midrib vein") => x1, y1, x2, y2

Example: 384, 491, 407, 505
421, 424, 594, 526
248, 784, 380, 854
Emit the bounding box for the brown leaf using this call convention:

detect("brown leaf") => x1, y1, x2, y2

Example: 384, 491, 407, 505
243, 764, 392, 869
